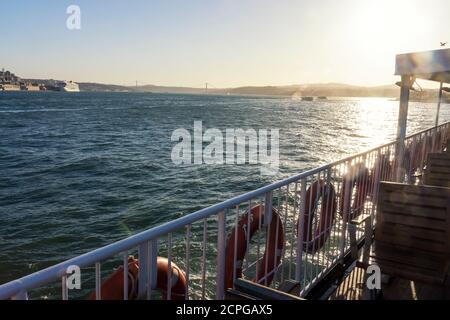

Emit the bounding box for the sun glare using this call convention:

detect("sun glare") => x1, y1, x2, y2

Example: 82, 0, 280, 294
350, 0, 415, 47
337, 0, 432, 85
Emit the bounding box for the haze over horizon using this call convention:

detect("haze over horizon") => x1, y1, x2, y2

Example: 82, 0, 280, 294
1, 0, 449, 89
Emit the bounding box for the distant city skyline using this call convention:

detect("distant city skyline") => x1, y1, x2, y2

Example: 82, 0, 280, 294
1, 0, 448, 88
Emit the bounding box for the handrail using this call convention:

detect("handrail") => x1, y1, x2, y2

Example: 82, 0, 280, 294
0, 121, 449, 300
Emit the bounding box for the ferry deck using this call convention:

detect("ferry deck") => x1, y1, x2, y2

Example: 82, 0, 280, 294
0, 49, 449, 301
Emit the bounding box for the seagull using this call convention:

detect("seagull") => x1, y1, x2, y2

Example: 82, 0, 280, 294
441, 42, 448, 47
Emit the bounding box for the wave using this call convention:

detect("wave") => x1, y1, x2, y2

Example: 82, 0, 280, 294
0, 108, 90, 113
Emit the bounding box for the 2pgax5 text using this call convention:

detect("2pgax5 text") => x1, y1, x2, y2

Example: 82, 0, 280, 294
176, 304, 273, 318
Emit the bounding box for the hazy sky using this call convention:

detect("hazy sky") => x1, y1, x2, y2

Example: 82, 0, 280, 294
1, 0, 448, 87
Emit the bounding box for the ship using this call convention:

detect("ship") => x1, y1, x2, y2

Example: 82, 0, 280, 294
56, 81, 80, 92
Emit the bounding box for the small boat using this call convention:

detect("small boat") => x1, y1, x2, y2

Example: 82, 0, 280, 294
301, 96, 314, 101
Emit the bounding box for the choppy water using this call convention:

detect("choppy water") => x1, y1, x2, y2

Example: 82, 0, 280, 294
0, 92, 449, 296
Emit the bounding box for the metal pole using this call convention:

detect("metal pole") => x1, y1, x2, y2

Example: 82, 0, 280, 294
395, 75, 412, 182
295, 179, 307, 282
137, 242, 149, 299
216, 211, 226, 300
435, 82, 443, 127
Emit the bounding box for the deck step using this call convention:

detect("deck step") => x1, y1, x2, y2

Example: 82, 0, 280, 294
231, 278, 304, 300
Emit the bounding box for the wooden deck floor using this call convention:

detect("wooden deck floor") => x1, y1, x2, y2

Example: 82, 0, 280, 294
329, 266, 366, 300
329, 265, 450, 300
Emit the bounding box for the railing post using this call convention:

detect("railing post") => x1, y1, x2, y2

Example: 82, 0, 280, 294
371, 150, 382, 226
362, 217, 372, 266
185, 225, 191, 300
435, 82, 443, 127
432, 128, 438, 153
62, 275, 68, 300
264, 191, 273, 226
420, 135, 427, 176
95, 263, 101, 300
348, 223, 358, 260
406, 139, 415, 183
138, 242, 149, 299
295, 179, 307, 283
147, 240, 158, 300
339, 165, 352, 263
12, 290, 28, 300
216, 210, 227, 300
395, 75, 412, 183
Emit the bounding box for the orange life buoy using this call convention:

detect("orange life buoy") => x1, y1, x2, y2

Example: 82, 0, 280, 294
155, 257, 187, 300
224, 205, 284, 289
339, 164, 370, 220
296, 180, 337, 254
88, 256, 187, 300
88, 256, 139, 300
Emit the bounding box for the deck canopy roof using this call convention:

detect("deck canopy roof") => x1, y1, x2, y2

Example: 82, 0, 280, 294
395, 49, 450, 84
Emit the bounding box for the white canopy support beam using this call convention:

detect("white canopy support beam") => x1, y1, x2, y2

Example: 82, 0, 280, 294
394, 49, 450, 182
436, 82, 444, 127
395, 75, 414, 182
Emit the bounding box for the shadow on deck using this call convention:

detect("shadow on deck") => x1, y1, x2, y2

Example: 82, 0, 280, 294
331, 143, 450, 300
330, 266, 450, 300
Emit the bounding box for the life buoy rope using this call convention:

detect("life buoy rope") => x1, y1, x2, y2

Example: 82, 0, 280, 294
224, 205, 284, 289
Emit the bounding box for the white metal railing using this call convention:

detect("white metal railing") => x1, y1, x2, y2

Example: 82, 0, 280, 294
0, 122, 449, 300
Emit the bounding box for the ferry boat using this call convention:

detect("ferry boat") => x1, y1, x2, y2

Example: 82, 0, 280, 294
57, 81, 80, 92
0, 49, 449, 301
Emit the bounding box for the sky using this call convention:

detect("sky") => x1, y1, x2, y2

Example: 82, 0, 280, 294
1, 0, 449, 88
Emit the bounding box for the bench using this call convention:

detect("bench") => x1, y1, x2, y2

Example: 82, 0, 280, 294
424, 153, 450, 187
373, 182, 450, 285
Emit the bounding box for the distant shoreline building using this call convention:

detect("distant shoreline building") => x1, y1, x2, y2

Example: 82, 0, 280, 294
1, 68, 79, 92
0, 69, 21, 91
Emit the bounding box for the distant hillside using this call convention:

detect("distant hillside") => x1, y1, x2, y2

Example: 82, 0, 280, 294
79, 83, 208, 94
132, 83, 400, 98
220, 86, 299, 96
132, 83, 448, 102
135, 85, 206, 94
31, 81, 401, 98
24, 79, 449, 102
293, 84, 400, 98
78, 82, 134, 92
